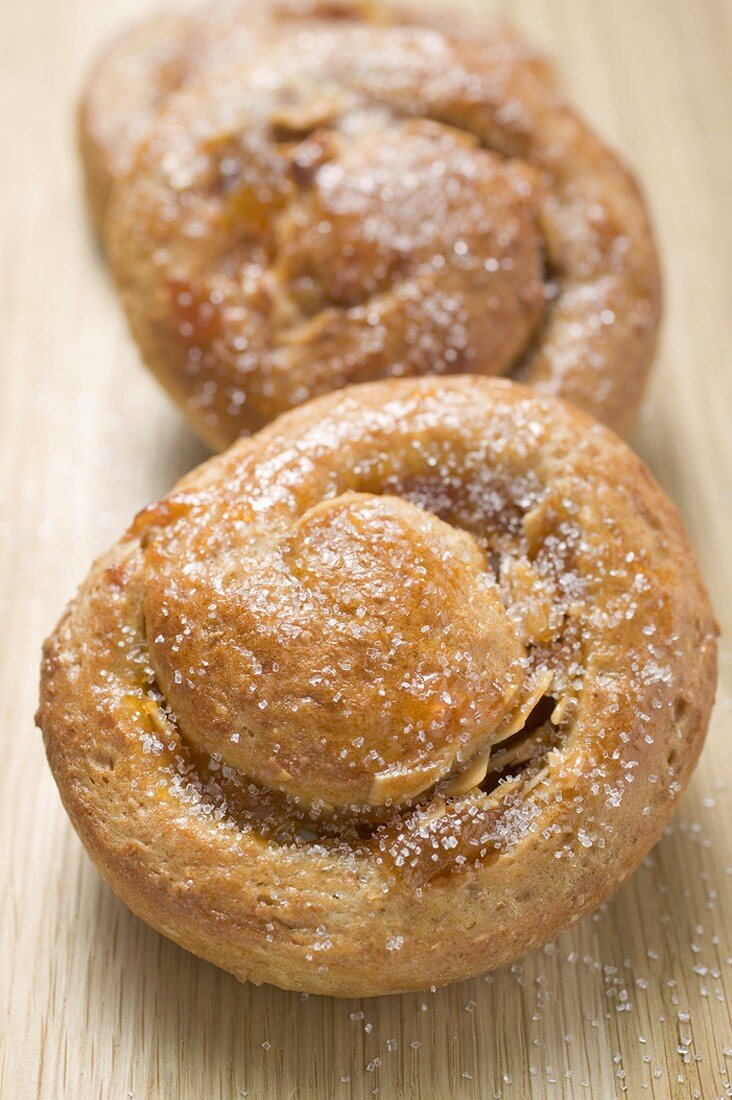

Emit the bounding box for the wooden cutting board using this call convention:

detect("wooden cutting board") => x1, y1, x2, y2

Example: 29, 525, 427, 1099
1, 0, 730, 1096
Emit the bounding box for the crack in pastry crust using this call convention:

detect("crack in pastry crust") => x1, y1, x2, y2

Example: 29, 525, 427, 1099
87, 2, 661, 449
38, 378, 716, 996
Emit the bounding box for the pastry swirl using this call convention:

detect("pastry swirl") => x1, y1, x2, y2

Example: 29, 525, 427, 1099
96, 2, 661, 449
38, 378, 716, 996
80, 0, 551, 236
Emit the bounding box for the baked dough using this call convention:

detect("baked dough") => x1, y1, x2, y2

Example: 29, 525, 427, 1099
80, 0, 551, 236
38, 378, 716, 996
86, 1, 661, 448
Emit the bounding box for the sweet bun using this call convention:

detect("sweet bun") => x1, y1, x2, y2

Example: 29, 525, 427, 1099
80, 0, 551, 237
38, 378, 716, 996
92, 2, 661, 448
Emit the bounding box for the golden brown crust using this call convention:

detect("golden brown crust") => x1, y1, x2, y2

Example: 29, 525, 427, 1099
80, 0, 551, 237
38, 378, 716, 996
83, 1, 660, 447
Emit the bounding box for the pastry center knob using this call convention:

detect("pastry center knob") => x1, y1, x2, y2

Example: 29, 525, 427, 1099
145, 492, 527, 811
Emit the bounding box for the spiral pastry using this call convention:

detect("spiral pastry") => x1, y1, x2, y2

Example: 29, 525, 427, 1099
39, 378, 716, 997
80, 0, 550, 237
99, 3, 661, 450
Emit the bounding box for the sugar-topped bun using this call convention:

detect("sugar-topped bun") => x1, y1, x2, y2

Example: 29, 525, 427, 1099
95, 2, 660, 448
80, 0, 551, 236
38, 378, 715, 996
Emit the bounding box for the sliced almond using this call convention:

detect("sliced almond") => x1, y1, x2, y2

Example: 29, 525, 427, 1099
550, 694, 572, 725
494, 669, 554, 744
441, 750, 491, 798
368, 764, 442, 807
522, 764, 551, 796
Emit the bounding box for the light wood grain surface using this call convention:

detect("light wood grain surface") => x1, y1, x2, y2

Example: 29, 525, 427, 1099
1, 0, 731, 1097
